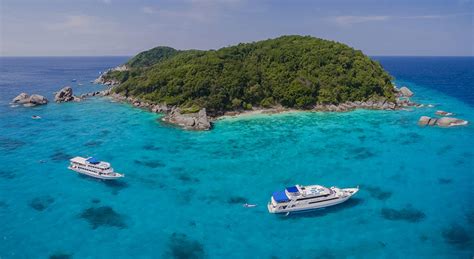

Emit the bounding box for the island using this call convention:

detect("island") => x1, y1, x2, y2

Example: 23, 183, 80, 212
96, 35, 408, 130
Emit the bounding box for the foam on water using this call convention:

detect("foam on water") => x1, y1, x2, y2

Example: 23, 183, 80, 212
0, 57, 473, 258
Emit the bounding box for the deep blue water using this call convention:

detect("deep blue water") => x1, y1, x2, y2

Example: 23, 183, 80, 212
0, 57, 473, 258
374, 56, 474, 107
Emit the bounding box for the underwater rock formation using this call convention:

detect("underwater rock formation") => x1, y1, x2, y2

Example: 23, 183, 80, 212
29, 195, 55, 211
79, 206, 127, 229
381, 206, 425, 222
441, 223, 471, 247
166, 232, 205, 259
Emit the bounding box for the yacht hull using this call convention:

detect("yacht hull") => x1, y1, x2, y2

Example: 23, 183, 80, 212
68, 166, 123, 180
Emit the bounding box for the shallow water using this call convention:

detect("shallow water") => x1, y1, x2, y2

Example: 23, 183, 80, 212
0, 57, 473, 258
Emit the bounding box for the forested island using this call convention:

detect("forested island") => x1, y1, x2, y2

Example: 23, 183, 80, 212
98, 35, 409, 130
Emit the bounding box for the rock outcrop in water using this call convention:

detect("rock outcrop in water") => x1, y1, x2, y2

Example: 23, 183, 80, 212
11, 93, 48, 107
54, 86, 81, 103
398, 86, 414, 97
162, 107, 211, 130
94, 65, 128, 86
435, 110, 454, 116
418, 116, 468, 127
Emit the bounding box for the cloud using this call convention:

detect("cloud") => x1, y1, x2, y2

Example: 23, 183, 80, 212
332, 15, 389, 26
44, 15, 117, 34
142, 6, 156, 14
329, 13, 472, 26
102, 0, 112, 4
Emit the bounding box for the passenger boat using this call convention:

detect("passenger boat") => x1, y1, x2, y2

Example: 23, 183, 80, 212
267, 184, 358, 214
68, 157, 124, 180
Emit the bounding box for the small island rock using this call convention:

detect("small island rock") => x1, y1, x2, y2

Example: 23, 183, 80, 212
54, 86, 81, 103
419, 116, 468, 127
12, 93, 30, 104
437, 117, 468, 127
12, 93, 48, 107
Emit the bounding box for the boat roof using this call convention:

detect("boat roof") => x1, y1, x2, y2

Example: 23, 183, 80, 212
70, 156, 110, 168
272, 190, 290, 203
286, 186, 299, 193
86, 157, 100, 164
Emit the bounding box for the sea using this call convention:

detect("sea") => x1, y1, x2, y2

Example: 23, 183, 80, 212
0, 56, 473, 258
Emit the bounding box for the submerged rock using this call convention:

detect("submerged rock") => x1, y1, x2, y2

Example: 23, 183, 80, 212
54, 86, 81, 103
79, 206, 127, 229
12, 93, 48, 107
49, 252, 73, 259
381, 207, 425, 222
29, 195, 55, 211
162, 107, 211, 130
166, 232, 205, 259
442, 223, 471, 247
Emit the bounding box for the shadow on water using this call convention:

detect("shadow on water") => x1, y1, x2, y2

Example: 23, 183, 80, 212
78, 175, 129, 195
278, 198, 363, 220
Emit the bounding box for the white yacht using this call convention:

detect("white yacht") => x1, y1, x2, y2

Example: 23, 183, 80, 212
267, 184, 358, 214
68, 157, 124, 180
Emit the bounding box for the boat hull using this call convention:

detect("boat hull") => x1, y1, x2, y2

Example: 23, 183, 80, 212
68, 166, 124, 180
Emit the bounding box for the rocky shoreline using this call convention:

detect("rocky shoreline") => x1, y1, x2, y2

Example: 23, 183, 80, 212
97, 84, 421, 131
11, 78, 469, 130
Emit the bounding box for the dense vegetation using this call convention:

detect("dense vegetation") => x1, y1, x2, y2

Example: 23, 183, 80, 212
111, 35, 395, 114
126, 46, 180, 68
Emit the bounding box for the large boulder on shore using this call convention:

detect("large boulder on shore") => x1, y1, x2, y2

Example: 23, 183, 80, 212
54, 86, 81, 103
163, 107, 211, 130
11, 93, 48, 107
399, 86, 414, 97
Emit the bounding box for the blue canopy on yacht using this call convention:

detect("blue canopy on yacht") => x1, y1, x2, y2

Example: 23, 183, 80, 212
86, 157, 100, 164
286, 186, 299, 193
272, 191, 289, 203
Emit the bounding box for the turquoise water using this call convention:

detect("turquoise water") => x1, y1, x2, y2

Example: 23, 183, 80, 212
0, 57, 473, 258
